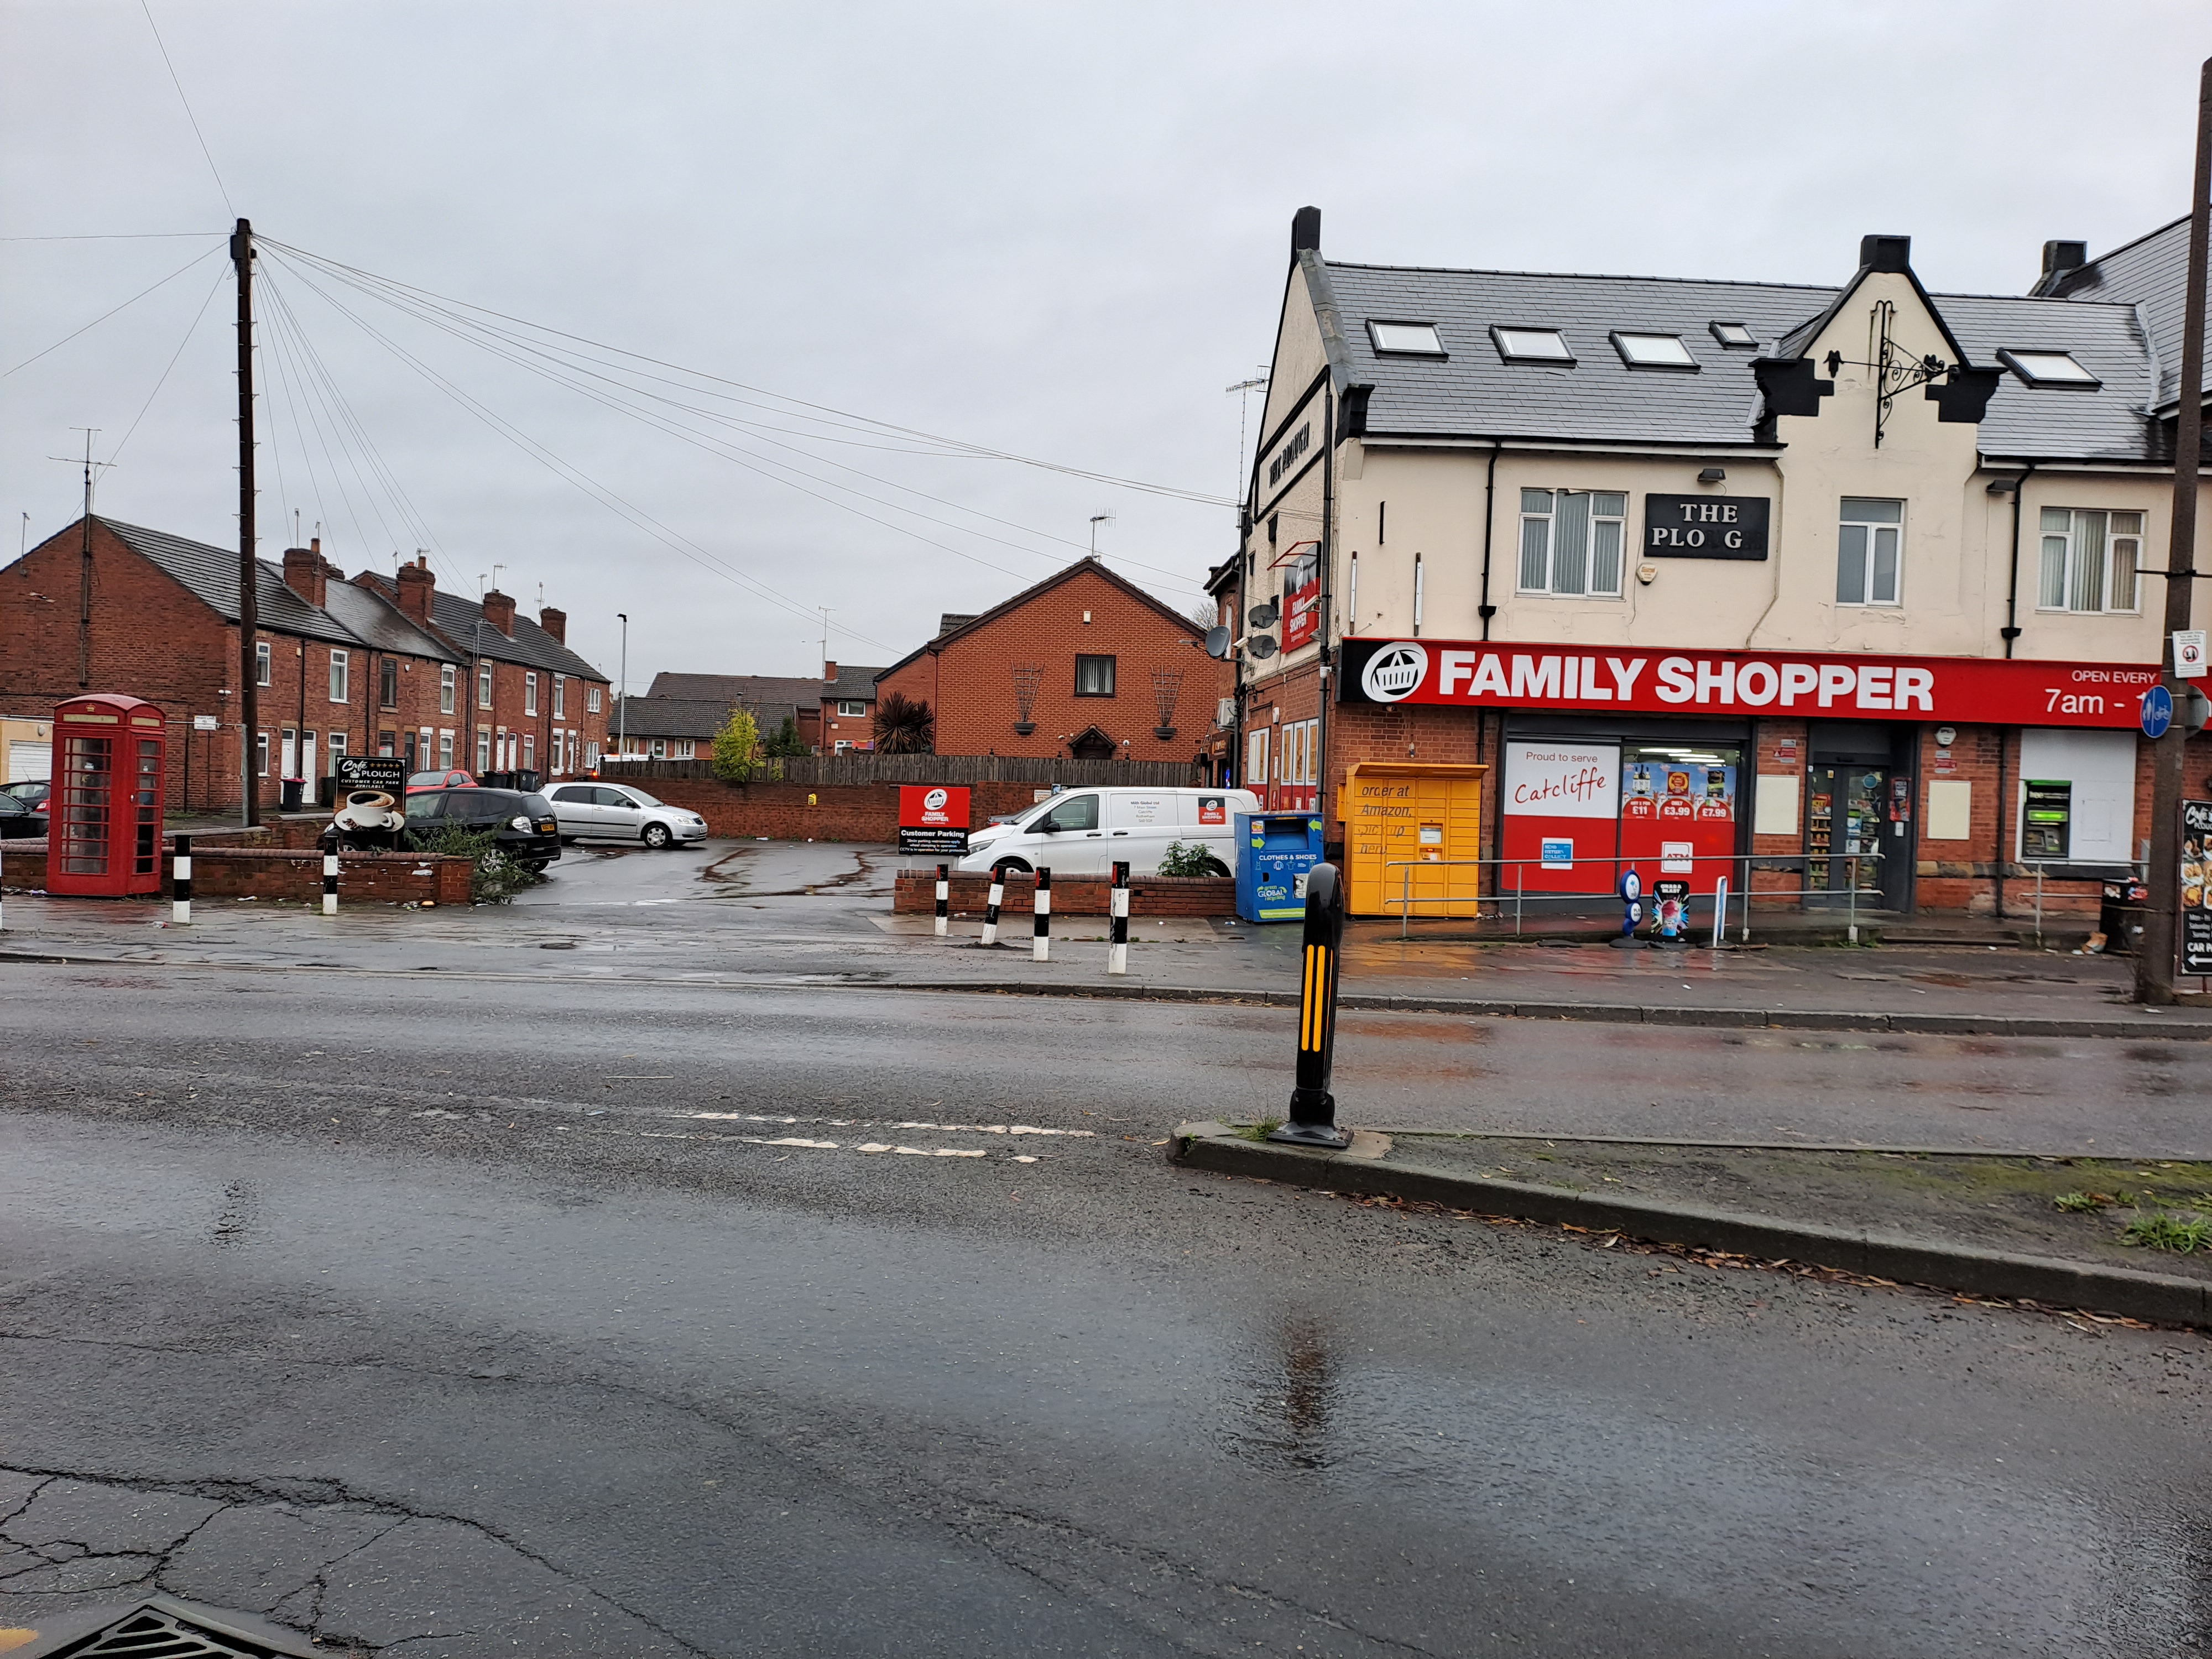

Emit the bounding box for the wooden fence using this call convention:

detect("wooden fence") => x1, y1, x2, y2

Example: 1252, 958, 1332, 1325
599, 753, 1204, 787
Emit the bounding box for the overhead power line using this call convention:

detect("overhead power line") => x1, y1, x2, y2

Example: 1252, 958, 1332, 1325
138, 1, 234, 219
0, 242, 224, 379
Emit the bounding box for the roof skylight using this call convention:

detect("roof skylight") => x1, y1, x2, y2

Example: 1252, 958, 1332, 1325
1491, 326, 1574, 364
1709, 321, 1757, 348
1611, 331, 1700, 370
1368, 320, 1446, 356
1997, 348, 2100, 388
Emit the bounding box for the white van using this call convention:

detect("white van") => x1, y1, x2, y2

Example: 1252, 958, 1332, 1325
958, 786, 1260, 878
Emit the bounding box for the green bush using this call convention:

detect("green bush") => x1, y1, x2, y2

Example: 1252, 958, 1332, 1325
411, 822, 545, 904
712, 706, 761, 782
1158, 839, 1226, 878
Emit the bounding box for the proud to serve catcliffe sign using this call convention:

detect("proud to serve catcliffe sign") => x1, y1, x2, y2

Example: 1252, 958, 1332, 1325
898, 785, 971, 855
1339, 639, 2158, 729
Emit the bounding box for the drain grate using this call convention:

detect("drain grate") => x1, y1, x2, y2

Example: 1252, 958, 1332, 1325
8, 1596, 320, 1659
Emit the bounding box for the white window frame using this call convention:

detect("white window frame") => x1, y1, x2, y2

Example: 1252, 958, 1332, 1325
1246, 727, 1269, 790
553, 675, 566, 718
587, 686, 602, 713
1835, 498, 1904, 608
440, 665, 456, 714
837, 700, 867, 717
522, 734, 535, 770
586, 740, 601, 769
326, 731, 347, 775
2037, 507, 2143, 615
476, 728, 492, 773
524, 672, 539, 715
1517, 489, 1626, 597
328, 649, 349, 703
255, 641, 272, 687
477, 662, 494, 709
651, 737, 667, 759
255, 731, 270, 778
438, 729, 454, 769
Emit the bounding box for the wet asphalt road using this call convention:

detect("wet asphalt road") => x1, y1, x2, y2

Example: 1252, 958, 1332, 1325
3, 960, 2209, 1657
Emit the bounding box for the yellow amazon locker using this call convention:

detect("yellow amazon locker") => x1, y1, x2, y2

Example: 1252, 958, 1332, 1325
1340, 763, 1488, 919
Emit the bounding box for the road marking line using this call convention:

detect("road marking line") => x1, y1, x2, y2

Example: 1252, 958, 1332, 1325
687, 1111, 1092, 1137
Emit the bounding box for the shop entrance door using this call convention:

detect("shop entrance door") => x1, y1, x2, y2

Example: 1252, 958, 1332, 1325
1807, 766, 1893, 905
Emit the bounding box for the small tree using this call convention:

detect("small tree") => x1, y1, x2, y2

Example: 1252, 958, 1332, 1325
712, 704, 761, 782
764, 714, 809, 757
874, 691, 935, 754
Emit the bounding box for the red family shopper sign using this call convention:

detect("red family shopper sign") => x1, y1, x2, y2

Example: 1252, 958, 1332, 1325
898, 785, 971, 855
1338, 638, 2159, 729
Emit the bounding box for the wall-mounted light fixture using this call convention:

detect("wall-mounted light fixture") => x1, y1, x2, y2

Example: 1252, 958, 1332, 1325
1697, 467, 1726, 484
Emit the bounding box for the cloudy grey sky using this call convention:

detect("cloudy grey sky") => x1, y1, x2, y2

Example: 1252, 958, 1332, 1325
2, 0, 2201, 691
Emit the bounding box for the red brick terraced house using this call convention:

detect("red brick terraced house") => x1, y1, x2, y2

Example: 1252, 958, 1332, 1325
357, 557, 611, 784
1, 518, 461, 811
872, 557, 1228, 763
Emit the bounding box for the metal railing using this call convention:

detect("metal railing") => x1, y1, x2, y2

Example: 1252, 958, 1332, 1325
1383, 851, 1888, 944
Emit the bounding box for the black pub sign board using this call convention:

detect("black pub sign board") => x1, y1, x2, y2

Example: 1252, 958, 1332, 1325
1644, 495, 1770, 560
2180, 800, 2212, 974
334, 755, 407, 797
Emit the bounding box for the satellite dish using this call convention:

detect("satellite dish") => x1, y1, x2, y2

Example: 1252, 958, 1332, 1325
1246, 602, 1279, 629
1248, 634, 1280, 660
1204, 625, 1231, 660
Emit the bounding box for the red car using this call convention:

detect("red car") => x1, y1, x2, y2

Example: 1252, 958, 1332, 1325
405, 770, 476, 794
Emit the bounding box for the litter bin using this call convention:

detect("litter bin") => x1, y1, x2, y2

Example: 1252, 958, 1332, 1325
2100, 879, 2148, 954
1235, 811, 1324, 923
280, 776, 305, 812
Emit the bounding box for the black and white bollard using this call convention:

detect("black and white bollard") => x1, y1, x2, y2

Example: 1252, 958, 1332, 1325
1032, 866, 1052, 962
979, 870, 1005, 947
322, 849, 340, 916
933, 863, 950, 937
171, 836, 193, 926
1268, 862, 1350, 1149
1107, 860, 1130, 974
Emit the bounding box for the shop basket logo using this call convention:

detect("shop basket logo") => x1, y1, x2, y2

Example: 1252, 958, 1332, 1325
924, 786, 948, 811
1361, 643, 1428, 702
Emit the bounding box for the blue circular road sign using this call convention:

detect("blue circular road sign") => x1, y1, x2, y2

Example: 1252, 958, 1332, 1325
2142, 684, 2174, 739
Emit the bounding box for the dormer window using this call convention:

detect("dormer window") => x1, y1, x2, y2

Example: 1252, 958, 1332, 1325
1368, 320, 1445, 356
1709, 321, 1757, 348
1611, 332, 1699, 370
1491, 326, 1574, 364
1997, 349, 2100, 388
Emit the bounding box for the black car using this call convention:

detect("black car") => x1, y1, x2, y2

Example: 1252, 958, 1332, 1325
401, 787, 562, 872
0, 794, 42, 839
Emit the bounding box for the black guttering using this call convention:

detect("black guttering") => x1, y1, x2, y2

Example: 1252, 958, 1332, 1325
1478, 444, 1500, 639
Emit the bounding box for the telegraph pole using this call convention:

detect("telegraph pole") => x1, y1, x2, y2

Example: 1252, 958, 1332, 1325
233, 217, 260, 827
47, 430, 108, 688
2138, 58, 2211, 1003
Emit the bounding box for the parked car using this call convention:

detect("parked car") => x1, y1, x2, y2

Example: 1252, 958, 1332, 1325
3, 780, 50, 822
958, 786, 1260, 879
0, 794, 42, 839
406, 769, 476, 794
544, 781, 708, 849
401, 786, 562, 872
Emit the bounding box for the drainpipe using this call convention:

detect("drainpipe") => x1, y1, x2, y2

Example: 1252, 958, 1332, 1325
2000, 461, 2035, 658
1478, 442, 1501, 640
1316, 384, 1335, 833
1993, 728, 2011, 920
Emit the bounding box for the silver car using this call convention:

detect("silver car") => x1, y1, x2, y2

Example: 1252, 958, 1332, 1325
544, 781, 709, 849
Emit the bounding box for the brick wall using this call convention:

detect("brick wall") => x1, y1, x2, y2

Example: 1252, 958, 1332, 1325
873, 564, 1229, 764
893, 870, 1235, 916
1, 840, 470, 905
645, 777, 1051, 841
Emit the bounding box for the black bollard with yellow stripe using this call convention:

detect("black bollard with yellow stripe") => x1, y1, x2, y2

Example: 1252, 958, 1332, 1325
1269, 862, 1350, 1149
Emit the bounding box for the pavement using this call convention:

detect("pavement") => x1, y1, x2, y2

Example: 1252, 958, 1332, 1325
3, 958, 2209, 1656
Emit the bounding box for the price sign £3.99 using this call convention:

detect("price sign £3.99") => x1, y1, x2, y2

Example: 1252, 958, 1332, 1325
2180, 801, 2212, 975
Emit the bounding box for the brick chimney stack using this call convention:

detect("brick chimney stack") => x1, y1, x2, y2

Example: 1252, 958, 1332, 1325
281, 545, 327, 608
395, 555, 436, 626
539, 606, 566, 644
482, 589, 517, 637
824, 660, 838, 682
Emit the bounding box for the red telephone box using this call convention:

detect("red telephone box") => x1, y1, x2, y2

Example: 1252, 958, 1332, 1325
48, 695, 167, 897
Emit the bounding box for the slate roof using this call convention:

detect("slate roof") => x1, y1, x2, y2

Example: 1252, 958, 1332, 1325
2048, 216, 2204, 413
356, 574, 605, 681
822, 664, 886, 697
1306, 233, 2189, 465
613, 696, 735, 739
877, 557, 1200, 681
646, 671, 826, 706
98, 519, 456, 660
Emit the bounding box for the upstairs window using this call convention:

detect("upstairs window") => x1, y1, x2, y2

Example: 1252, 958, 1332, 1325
587, 686, 602, 713
2038, 508, 2143, 613
379, 656, 399, 709
1709, 321, 1757, 348
1491, 326, 1574, 364
524, 672, 539, 715
1367, 320, 1445, 356
1519, 489, 1626, 597
255, 641, 272, 687
837, 700, 867, 716
553, 674, 566, 718
1999, 349, 2099, 388
1074, 654, 1117, 696
328, 649, 349, 702
1611, 331, 1699, 370
477, 662, 494, 709
1837, 498, 1903, 607
440, 664, 456, 714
